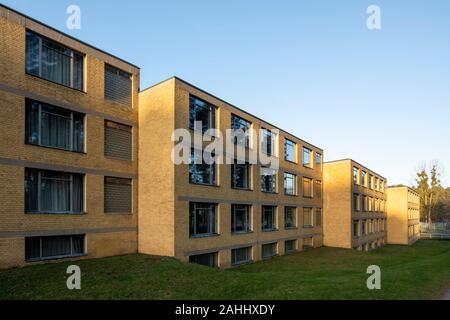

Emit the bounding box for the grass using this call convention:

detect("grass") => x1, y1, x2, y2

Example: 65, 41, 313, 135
1, 240, 449, 300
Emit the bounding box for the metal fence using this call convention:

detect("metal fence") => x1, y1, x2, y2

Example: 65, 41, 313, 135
420, 222, 450, 240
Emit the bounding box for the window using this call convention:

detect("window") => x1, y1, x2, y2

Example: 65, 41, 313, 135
231, 247, 252, 265
25, 99, 84, 152
25, 235, 85, 261
189, 202, 216, 237
302, 177, 313, 198
285, 240, 297, 253
361, 220, 367, 236
353, 167, 360, 184
104, 64, 132, 107
353, 193, 360, 211
361, 171, 367, 187
262, 129, 274, 156
368, 197, 373, 211
315, 208, 322, 227
284, 207, 297, 228
260, 167, 277, 193
375, 178, 379, 190
353, 221, 359, 238
26, 31, 83, 90
25, 168, 83, 214
189, 96, 215, 133
315, 153, 322, 166
362, 195, 368, 212
189, 148, 216, 185
302, 147, 312, 167
189, 252, 217, 268
261, 206, 276, 231
231, 161, 250, 189
262, 243, 277, 259
303, 237, 314, 249
303, 207, 313, 227
284, 139, 296, 162
231, 114, 251, 147
104, 121, 132, 160
369, 175, 373, 189
284, 172, 296, 195
315, 181, 322, 199
231, 204, 251, 233
104, 177, 132, 213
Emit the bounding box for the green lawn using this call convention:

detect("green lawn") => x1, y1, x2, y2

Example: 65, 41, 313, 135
1, 240, 449, 300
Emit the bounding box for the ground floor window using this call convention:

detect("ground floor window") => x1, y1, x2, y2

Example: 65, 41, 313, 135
303, 237, 314, 249
262, 242, 277, 259
285, 240, 297, 253
25, 234, 85, 261
189, 252, 218, 268
231, 247, 252, 265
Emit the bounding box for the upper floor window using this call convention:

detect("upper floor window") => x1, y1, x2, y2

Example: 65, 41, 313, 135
104, 64, 132, 107
231, 114, 251, 147
302, 177, 313, 198
104, 121, 132, 160
261, 206, 276, 231
189, 148, 216, 186
284, 172, 296, 195
231, 204, 251, 233
25, 168, 83, 214
189, 202, 216, 237
361, 171, 367, 187
104, 177, 132, 214
285, 207, 297, 228
315, 153, 322, 166
231, 160, 250, 190
353, 220, 360, 238
284, 139, 296, 162
26, 31, 83, 90
353, 167, 360, 184
315, 208, 322, 227
260, 167, 277, 193
369, 175, 373, 189
189, 96, 215, 133
25, 99, 84, 153
262, 129, 274, 156
302, 147, 312, 167
315, 180, 322, 199
353, 193, 360, 211
303, 207, 313, 227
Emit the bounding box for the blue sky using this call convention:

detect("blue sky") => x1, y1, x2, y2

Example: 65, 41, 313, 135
3, 0, 449, 186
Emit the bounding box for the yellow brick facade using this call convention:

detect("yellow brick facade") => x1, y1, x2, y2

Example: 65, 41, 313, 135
386, 186, 420, 245
323, 160, 387, 251
0, 5, 139, 269
139, 78, 324, 268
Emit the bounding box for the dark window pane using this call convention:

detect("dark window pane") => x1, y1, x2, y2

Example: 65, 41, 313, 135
232, 204, 250, 233
262, 243, 277, 258
190, 203, 216, 236
24, 168, 38, 212
232, 247, 251, 265
189, 96, 215, 132
25, 31, 40, 76
231, 161, 249, 189
25, 237, 40, 260
104, 121, 132, 160
189, 149, 215, 185
189, 252, 217, 268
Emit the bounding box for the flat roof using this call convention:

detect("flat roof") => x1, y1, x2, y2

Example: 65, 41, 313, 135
0, 3, 140, 69
141, 76, 323, 152
324, 158, 387, 180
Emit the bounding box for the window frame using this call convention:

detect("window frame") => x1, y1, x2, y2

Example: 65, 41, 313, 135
302, 147, 313, 168
231, 246, 252, 266
260, 167, 277, 193
284, 138, 296, 163
303, 207, 313, 228
189, 202, 217, 238
284, 206, 297, 229
25, 234, 85, 262
25, 30, 85, 91
284, 172, 297, 196
231, 204, 252, 234
25, 168, 84, 215
261, 206, 277, 231
231, 160, 251, 190
230, 114, 251, 148
25, 99, 85, 153
189, 148, 216, 186
189, 95, 216, 133
302, 177, 313, 198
